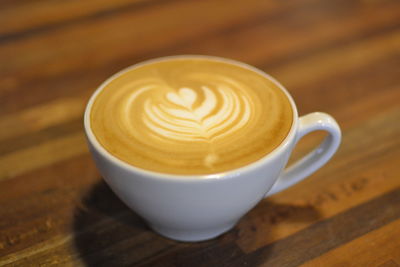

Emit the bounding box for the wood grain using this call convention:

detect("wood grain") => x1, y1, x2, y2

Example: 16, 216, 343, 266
1, 0, 399, 266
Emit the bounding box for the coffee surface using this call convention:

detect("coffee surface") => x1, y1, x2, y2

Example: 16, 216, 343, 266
90, 57, 293, 175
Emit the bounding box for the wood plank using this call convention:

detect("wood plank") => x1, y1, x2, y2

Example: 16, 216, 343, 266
0, 26, 397, 179
1, 26, 397, 137
0, 0, 292, 72
139, 188, 400, 267
0, 23, 398, 119
270, 30, 400, 98
0, 0, 150, 38
0, 235, 76, 266
0, 79, 397, 181
1, 76, 396, 161
176, 0, 400, 68
0, 165, 177, 265
0, 155, 99, 257
0, 97, 85, 142
288, 84, 400, 167
300, 219, 400, 267
0, 132, 87, 181
236, 127, 400, 253
1, 0, 399, 115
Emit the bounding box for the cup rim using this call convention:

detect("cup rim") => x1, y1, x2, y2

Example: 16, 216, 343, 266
84, 55, 298, 181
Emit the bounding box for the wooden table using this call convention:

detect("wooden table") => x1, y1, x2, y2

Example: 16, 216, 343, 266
1, 0, 399, 266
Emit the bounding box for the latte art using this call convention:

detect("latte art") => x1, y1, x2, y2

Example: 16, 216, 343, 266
90, 57, 293, 175
125, 82, 251, 143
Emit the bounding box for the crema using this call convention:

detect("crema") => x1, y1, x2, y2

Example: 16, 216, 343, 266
90, 57, 293, 175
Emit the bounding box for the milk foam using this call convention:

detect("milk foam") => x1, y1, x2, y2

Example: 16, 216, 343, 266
122, 82, 251, 142
90, 57, 293, 175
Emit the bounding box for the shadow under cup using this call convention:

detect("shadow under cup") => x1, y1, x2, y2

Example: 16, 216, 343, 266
83, 55, 340, 242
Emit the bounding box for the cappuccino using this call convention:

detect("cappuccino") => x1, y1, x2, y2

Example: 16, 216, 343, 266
90, 56, 293, 175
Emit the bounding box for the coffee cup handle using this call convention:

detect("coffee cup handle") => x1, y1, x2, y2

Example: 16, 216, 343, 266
266, 112, 341, 196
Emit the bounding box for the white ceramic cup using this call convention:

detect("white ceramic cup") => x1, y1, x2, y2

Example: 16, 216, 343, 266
84, 56, 341, 242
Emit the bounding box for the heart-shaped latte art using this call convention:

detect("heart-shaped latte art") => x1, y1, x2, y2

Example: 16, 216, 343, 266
166, 87, 197, 109
137, 85, 251, 142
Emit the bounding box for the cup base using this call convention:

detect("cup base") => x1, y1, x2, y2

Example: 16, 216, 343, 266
150, 222, 237, 242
